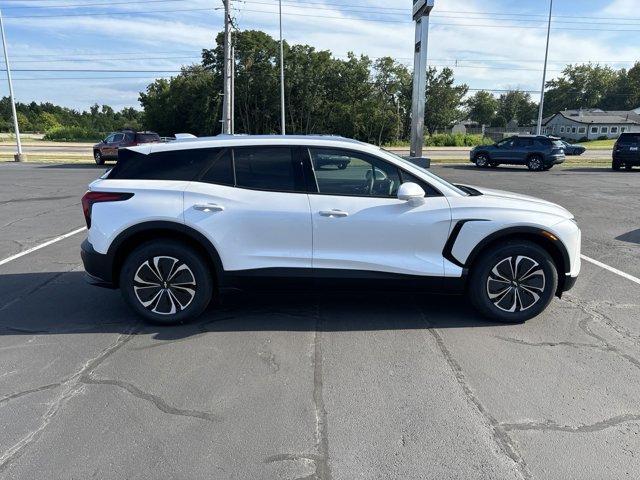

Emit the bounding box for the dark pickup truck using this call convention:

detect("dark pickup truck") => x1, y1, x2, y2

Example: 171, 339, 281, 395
612, 133, 640, 170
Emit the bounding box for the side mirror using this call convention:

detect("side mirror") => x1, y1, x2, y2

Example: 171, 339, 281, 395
397, 182, 425, 205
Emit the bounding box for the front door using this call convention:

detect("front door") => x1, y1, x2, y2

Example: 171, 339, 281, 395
305, 147, 451, 277
184, 146, 313, 272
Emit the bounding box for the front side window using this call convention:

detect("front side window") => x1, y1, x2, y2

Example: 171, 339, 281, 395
497, 138, 515, 148
309, 148, 401, 197
514, 138, 533, 148
104, 134, 116, 143
112, 133, 125, 143
233, 147, 303, 192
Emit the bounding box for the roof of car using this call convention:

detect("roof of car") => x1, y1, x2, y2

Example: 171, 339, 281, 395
129, 134, 372, 154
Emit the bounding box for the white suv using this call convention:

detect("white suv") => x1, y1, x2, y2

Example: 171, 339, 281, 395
81, 135, 580, 324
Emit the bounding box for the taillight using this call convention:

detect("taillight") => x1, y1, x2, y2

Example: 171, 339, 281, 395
81, 191, 133, 229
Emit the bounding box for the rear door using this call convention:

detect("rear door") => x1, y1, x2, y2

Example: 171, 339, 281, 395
512, 137, 534, 163
305, 147, 451, 277
184, 146, 313, 272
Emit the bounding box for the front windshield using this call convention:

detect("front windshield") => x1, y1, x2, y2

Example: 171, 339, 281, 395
380, 148, 469, 196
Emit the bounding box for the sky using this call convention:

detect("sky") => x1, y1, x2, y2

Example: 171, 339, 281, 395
0, 0, 638, 111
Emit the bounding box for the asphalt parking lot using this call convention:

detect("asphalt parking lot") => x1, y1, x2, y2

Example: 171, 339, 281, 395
0, 162, 639, 479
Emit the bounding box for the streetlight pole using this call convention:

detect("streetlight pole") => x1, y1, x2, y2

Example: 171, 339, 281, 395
222, 0, 232, 135
278, 0, 285, 135
0, 9, 24, 162
536, 0, 553, 136
409, 0, 434, 159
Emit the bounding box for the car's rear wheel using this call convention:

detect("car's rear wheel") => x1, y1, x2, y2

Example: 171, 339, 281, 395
526, 155, 544, 171
474, 154, 490, 168
612, 160, 621, 171
94, 151, 104, 165
625, 165, 633, 171
119, 240, 213, 325
468, 241, 558, 323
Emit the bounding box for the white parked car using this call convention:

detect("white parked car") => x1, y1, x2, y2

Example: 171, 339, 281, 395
81, 135, 580, 324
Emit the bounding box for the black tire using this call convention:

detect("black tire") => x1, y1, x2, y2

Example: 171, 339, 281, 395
625, 165, 633, 171
468, 241, 558, 323
474, 153, 490, 168
489, 161, 499, 168
526, 155, 544, 171
612, 160, 621, 171
119, 240, 213, 325
94, 151, 104, 165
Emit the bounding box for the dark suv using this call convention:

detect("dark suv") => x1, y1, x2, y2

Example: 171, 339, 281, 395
93, 130, 160, 165
470, 135, 565, 171
612, 132, 640, 171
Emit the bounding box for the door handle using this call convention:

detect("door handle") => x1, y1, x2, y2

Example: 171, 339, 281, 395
194, 203, 224, 212
319, 209, 348, 217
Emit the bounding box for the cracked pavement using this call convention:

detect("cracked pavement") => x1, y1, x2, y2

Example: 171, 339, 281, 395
0, 162, 639, 479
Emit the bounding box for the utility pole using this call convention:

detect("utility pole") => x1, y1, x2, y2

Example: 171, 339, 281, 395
231, 43, 235, 134
409, 0, 434, 159
221, 0, 232, 135
278, 0, 285, 135
0, 9, 24, 162
536, 0, 553, 136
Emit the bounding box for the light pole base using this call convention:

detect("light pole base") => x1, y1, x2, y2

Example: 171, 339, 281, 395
13, 153, 26, 162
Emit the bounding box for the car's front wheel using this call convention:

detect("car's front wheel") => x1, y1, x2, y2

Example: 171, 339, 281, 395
119, 240, 213, 325
94, 151, 104, 165
468, 241, 558, 323
474, 153, 490, 168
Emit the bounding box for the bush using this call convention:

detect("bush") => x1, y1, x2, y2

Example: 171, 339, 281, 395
424, 133, 493, 147
597, 135, 609, 141
43, 126, 102, 142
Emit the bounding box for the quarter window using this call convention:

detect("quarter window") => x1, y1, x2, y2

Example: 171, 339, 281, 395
110, 147, 217, 181
233, 147, 303, 192
309, 148, 401, 197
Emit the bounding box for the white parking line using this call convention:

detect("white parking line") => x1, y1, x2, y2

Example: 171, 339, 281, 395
581, 254, 640, 286
0, 227, 86, 267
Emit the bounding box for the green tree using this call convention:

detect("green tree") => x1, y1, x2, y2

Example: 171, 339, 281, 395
497, 90, 537, 126
543, 64, 620, 115
424, 67, 468, 134
465, 90, 498, 126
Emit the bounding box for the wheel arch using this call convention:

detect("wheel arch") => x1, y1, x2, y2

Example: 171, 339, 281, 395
464, 226, 570, 295
474, 150, 491, 160
107, 221, 224, 288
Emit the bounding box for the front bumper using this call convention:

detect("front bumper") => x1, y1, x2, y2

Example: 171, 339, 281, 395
81, 238, 116, 288
562, 275, 578, 292
548, 154, 565, 165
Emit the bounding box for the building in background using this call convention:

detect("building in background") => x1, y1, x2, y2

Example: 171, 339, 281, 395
542, 108, 640, 141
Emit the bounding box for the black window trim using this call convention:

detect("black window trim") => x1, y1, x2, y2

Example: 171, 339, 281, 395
303, 146, 443, 198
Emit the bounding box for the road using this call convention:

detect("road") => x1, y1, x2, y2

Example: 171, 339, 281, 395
0, 162, 638, 479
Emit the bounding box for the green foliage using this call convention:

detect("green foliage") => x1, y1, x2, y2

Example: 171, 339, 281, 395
496, 90, 538, 126
0, 96, 144, 137
424, 67, 469, 135
543, 62, 640, 115
465, 90, 498, 126
424, 133, 493, 147
43, 126, 102, 142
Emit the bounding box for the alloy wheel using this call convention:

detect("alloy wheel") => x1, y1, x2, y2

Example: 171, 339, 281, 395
475, 155, 488, 167
528, 157, 543, 171
133, 256, 197, 315
486, 255, 546, 313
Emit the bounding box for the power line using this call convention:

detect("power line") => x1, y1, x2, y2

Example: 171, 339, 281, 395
1, 0, 190, 9
3, 6, 220, 18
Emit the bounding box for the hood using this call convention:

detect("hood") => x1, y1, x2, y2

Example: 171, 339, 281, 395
465, 185, 574, 220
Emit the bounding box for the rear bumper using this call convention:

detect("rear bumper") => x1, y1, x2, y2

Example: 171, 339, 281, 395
81, 238, 115, 288
613, 153, 640, 165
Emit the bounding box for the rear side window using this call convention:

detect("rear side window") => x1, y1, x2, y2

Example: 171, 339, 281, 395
233, 147, 304, 192
618, 133, 640, 145
199, 149, 234, 186
136, 133, 160, 143
110, 148, 219, 181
